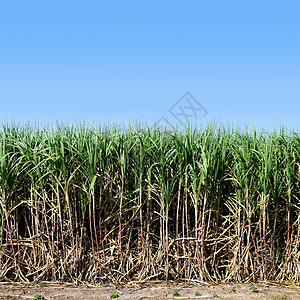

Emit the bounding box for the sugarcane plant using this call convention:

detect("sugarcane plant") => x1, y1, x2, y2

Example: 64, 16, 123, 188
0, 122, 298, 283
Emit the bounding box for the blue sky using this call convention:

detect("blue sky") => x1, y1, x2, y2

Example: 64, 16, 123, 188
0, 1, 299, 129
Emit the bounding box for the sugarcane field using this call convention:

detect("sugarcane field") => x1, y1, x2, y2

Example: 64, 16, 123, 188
0, 123, 299, 299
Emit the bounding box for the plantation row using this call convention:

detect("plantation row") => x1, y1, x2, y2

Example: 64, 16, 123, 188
0, 123, 299, 283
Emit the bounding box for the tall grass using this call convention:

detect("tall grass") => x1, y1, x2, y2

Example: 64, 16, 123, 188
0, 122, 299, 283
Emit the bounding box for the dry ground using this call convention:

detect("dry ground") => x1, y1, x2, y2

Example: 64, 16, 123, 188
0, 282, 299, 300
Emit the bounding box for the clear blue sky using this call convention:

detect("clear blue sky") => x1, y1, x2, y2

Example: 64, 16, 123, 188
0, 1, 299, 129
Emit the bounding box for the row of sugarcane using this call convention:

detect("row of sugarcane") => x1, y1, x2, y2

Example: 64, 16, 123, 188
0, 123, 299, 283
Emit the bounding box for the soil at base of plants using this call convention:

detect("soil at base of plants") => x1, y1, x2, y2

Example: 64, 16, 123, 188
0, 281, 299, 300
